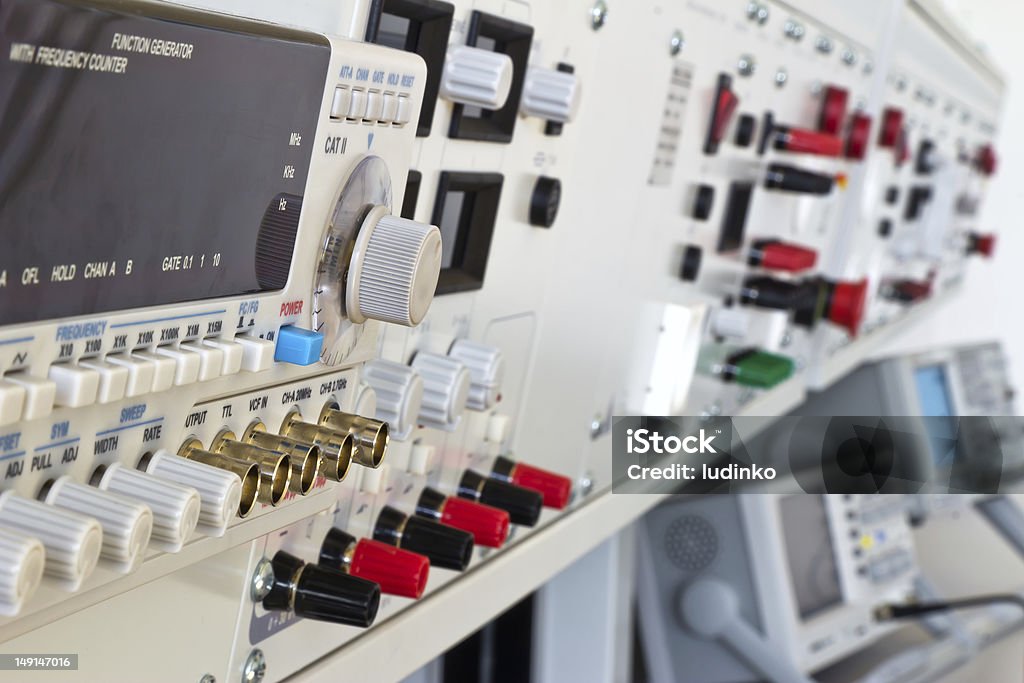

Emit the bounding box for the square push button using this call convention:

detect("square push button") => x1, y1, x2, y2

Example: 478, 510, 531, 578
0, 380, 26, 426
274, 326, 323, 366
331, 86, 351, 120
48, 364, 100, 408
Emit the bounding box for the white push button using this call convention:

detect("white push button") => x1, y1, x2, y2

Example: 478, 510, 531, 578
364, 90, 383, 120
0, 380, 26, 426
132, 352, 176, 392
381, 92, 398, 122
395, 94, 412, 125
235, 336, 275, 372
180, 343, 223, 382
154, 347, 200, 386
79, 360, 129, 404
106, 355, 156, 397
204, 339, 243, 376
330, 86, 351, 119
348, 88, 367, 118
48, 364, 100, 408
5, 375, 56, 420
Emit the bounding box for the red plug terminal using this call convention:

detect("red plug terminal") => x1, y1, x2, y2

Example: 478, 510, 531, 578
491, 457, 573, 510
320, 528, 430, 599
417, 488, 510, 548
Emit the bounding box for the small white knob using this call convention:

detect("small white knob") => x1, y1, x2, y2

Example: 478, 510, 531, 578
486, 414, 512, 444
448, 340, 504, 411
520, 67, 581, 123
360, 465, 389, 494
347, 205, 442, 327
97, 464, 201, 552
440, 45, 514, 109
44, 477, 153, 573
362, 359, 424, 440
0, 490, 102, 591
354, 381, 378, 418
408, 444, 435, 475
0, 528, 45, 616
710, 308, 751, 339
144, 451, 242, 537
411, 352, 471, 430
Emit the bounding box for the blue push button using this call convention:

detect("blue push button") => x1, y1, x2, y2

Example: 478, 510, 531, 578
274, 326, 324, 366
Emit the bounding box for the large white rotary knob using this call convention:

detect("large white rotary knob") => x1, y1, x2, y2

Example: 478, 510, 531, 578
97, 464, 201, 553
440, 45, 514, 109
362, 359, 424, 440
43, 477, 153, 573
347, 205, 442, 327
411, 352, 471, 430
448, 340, 504, 411
0, 528, 45, 616
520, 67, 581, 123
0, 490, 102, 591
144, 451, 243, 537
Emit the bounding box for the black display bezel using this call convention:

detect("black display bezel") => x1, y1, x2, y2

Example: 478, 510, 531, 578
401, 169, 423, 220
365, 0, 454, 137
431, 171, 504, 294
448, 11, 533, 144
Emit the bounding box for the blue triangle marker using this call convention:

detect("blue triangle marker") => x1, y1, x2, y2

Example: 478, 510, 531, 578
368, 132, 375, 149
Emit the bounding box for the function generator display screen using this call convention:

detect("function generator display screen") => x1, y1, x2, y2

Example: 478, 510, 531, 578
0, 0, 331, 326
780, 495, 843, 620
914, 364, 959, 467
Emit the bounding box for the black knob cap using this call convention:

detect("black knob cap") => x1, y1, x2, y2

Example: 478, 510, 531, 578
263, 551, 379, 628
458, 470, 542, 527
529, 176, 562, 228
319, 528, 358, 567
739, 275, 824, 329
373, 506, 473, 571
763, 164, 834, 195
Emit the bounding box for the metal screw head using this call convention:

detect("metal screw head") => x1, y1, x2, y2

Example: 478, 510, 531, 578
200, 676, 216, 683
578, 473, 595, 498
815, 36, 833, 54
841, 48, 857, 66
249, 558, 275, 602
669, 29, 685, 56
242, 650, 266, 683
774, 68, 788, 87
755, 5, 769, 24
590, 0, 608, 30
745, 2, 760, 19
737, 54, 756, 77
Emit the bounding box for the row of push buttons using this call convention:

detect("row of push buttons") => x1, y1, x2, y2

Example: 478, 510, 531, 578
330, 86, 412, 126
0, 336, 276, 425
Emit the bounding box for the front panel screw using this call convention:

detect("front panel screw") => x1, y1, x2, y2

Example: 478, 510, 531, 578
242, 649, 266, 683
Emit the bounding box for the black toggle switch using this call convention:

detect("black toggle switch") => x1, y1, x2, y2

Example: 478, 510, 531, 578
692, 184, 715, 220
457, 470, 543, 527
263, 551, 380, 628
679, 245, 703, 281
373, 506, 474, 571
529, 176, 562, 228
734, 113, 757, 147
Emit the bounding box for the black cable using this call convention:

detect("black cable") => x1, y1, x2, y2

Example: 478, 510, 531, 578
875, 594, 1024, 621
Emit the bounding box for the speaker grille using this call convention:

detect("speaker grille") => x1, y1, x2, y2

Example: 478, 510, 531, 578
664, 515, 718, 572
